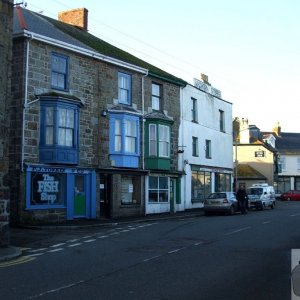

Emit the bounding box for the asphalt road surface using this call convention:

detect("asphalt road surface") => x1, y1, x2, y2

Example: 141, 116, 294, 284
1, 201, 300, 300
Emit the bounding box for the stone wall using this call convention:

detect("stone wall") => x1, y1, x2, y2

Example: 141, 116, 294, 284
0, 0, 13, 245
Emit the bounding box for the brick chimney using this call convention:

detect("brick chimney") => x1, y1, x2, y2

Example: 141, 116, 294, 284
58, 8, 88, 31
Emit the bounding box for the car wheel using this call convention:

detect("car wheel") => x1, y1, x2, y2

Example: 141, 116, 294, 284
229, 206, 235, 215
271, 203, 274, 209
287, 197, 291, 201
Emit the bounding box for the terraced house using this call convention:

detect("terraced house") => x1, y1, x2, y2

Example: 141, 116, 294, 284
9, 6, 186, 224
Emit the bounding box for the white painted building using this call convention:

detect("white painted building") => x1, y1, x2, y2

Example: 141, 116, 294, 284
177, 77, 233, 211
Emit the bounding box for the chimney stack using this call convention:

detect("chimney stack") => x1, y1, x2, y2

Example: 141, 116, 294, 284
58, 8, 88, 31
273, 122, 281, 137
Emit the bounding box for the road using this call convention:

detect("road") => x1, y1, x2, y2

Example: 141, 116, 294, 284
1, 201, 300, 300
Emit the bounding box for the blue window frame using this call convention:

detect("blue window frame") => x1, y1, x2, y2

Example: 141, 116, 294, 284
118, 72, 131, 105
51, 53, 68, 91
109, 113, 140, 168
40, 99, 80, 164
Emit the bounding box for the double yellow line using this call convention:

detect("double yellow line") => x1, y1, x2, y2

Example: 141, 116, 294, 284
0, 248, 36, 268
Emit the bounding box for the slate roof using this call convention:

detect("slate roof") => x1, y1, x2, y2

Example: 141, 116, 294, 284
144, 111, 174, 122
273, 132, 300, 154
13, 7, 186, 87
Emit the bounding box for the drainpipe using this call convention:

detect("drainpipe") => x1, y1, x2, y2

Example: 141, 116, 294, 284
141, 71, 148, 170
180, 87, 186, 211
141, 71, 148, 216
21, 36, 31, 172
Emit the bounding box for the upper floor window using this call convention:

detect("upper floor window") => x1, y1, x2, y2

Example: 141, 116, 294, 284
280, 157, 286, 172
159, 125, 170, 157
51, 53, 68, 91
118, 72, 131, 105
149, 123, 170, 158
191, 98, 198, 122
219, 110, 225, 132
110, 114, 139, 155
152, 83, 161, 110
192, 136, 198, 156
40, 99, 79, 164
205, 139, 212, 159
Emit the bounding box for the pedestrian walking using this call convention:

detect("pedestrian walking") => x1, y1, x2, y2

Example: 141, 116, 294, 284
236, 186, 248, 214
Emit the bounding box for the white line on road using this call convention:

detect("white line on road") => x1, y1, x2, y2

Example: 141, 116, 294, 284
50, 243, 66, 248
97, 235, 108, 239
67, 239, 79, 243
194, 242, 204, 246
28, 253, 45, 257
67, 243, 82, 248
224, 226, 251, 236
47, 248, 64, 253
291, 213, 300, 217
262, 221, 271, 224
143, 255, 162, 262
82, 235, 92, 239
168, 248, 186, 254
83, 239, 96, 243
28, 248, 47, 253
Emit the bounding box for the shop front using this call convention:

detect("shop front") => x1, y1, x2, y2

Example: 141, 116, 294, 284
25, 165, 96, 222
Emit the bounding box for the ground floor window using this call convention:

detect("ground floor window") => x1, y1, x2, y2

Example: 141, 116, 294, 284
191, 171, 211, 202
31, 172, 66, 206
149, 176, 169, 203
215, 173, 231, 192
121, 175, 140, 204
275, 177, 291, 193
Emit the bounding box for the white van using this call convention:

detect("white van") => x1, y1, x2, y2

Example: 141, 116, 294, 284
247, 183, 276, 210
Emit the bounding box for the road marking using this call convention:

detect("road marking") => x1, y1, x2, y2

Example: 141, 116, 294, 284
262, 221, 271, 224
50, 243, 66, 248
47, 248, 64, 253
168, 248, 186, 254
194, 242, 204, 246
0, 256, 35, 267
67, 239, 79, 243
67, 243, 82, 248
120, 230, 130, 232
82, 235, 92, 239
28, 248, 47, 253
28, 253, 44, 257
25, 280, 85, 299
84, 239, 96, 243
224, 226, 251, 235
97, 235, 108, 239
291, 213, 300, 217
143, 255, 162, 262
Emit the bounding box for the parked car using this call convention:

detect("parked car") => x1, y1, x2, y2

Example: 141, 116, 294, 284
280, 190, 300, 201
247, 184, 275, 210
203, 192, 238, 215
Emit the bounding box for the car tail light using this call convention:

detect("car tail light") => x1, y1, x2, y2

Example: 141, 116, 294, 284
223, 199, 229, 203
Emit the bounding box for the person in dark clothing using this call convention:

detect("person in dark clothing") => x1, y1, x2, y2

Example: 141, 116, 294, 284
236, 186, 248, 214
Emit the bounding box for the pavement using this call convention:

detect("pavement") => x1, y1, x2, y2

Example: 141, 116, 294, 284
0, 209, 204, 262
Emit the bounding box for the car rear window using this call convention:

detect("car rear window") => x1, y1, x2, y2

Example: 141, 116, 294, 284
208, 193, 226, 199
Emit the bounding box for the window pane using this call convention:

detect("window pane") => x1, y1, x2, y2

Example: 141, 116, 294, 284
59, 108, 66, 126
115, 119, 121, 135
149, 124, 157, 156
118, 73, 131, 104
46, 127, 53, 145
149, 176, 158, 189
159, 177, 168, 189
65, 129, 73, 146
159, 191, 168, 202
46, 107, 53, 125
149, 191, 158, 202
152, 84, 160, 96
115, 136, 121, 151
66, 110, 74, 128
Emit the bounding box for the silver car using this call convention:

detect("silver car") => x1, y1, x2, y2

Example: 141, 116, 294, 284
204, 192, 238, 215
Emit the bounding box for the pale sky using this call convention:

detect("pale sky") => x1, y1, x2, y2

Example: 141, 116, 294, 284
22, 0, 300, 133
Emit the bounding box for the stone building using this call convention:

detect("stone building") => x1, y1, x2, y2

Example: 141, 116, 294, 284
9, 6, 185, 224
0, 0, 13, 245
